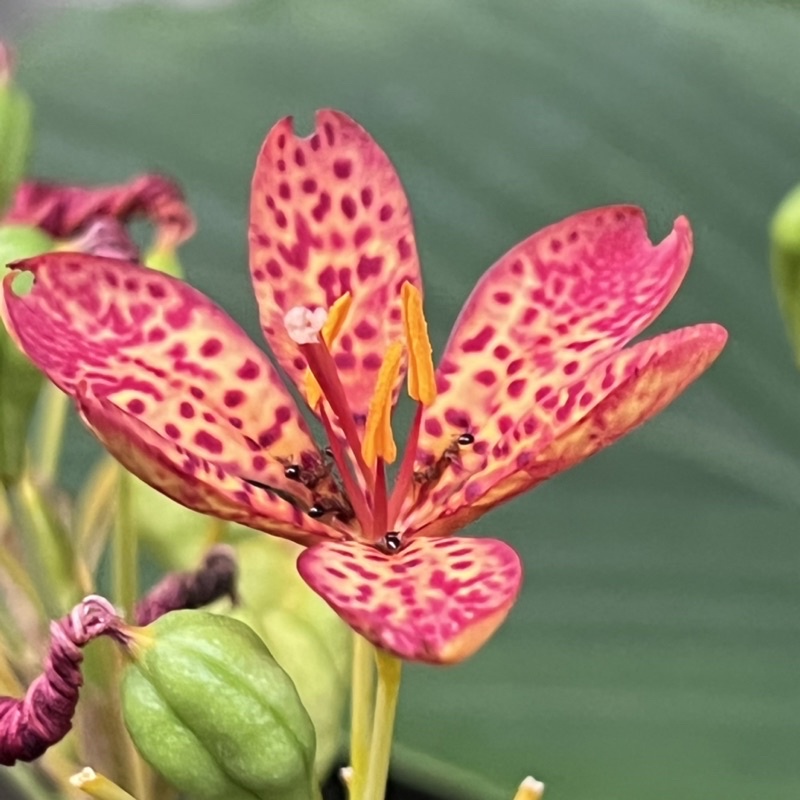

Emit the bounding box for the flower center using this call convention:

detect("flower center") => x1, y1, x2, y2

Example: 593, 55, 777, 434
283, 282, 436, 544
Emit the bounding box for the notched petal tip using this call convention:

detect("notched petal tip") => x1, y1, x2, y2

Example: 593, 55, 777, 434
297, 537, 522, 664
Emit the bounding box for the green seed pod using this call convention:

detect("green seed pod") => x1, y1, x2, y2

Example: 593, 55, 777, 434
771, 183, 800, 367
121, 610, 318, 800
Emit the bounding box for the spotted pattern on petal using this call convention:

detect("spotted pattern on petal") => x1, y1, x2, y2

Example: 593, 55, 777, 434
249, 109, 422, 426
1, 253, 325, 499
76, 388, 339, 546
414, 207, 693, 481
405, 323, 727, 538
297, 536, 522, 664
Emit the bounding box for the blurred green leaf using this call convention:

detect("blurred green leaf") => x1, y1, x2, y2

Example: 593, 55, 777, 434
17, 1, 800, 798
0, 67, 33, 216
771, 184, 800, 367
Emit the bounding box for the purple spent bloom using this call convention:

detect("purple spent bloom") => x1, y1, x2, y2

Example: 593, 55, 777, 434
0, 595, 128, 766
134, 545, 239, 627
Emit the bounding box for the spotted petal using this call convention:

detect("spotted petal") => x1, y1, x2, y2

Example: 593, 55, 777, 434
404, 323, 727, 537
0, 252, 332, 503
77, 387, 338, 545
413, 206, 693, 506
297, 536, 521, 664
249, 109, 422, 426
5, 175, 195, 246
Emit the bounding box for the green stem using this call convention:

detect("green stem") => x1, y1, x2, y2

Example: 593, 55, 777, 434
112, 469, 138, 621
362, 648, 402, 800
4, 764, 59, 800
349, 633, 375, 798
31, 384, 69, 486
7, 474, 78, 618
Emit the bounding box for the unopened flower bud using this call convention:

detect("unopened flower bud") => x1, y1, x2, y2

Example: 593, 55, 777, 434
121, 610, 316, 800
0, 42, 33, 216
771, 183, 800, 367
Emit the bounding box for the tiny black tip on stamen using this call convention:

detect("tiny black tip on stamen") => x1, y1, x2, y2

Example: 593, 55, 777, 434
383, 532, 402, 552
323, 447, 334, 458
308, 504, 325, 519
284, 464, 301, 480
457, 433, 475, 446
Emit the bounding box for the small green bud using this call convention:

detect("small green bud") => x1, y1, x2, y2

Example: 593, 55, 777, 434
121, 610, 318, 800
771, 184, 800, 367
0, 224, 57, 485
0, 46, 33, 216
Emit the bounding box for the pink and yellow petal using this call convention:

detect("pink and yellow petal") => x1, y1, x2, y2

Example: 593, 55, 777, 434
416, 207, 693, 469
77, 387, 340, 545
297, 536, 522, 664
249, 110, 422, 425
405, 323, 727, 537
5, 175, 194, 247
1, 252, 322, 494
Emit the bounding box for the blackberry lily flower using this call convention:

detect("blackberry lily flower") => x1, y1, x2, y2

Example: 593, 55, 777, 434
0, 111, 726, 664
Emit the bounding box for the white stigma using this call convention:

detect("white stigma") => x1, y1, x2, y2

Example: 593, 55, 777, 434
514, 776, 545, 799
284, 305, 328, 344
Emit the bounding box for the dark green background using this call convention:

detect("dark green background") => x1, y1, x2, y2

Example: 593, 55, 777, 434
11, 1, 800, 798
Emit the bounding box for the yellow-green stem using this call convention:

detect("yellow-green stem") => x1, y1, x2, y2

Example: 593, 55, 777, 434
113, 469, 138, 622
349, 633, 375, 798
70, 767, 139, 800
31, 384, 69, 486
362, 648, 402, 800
8, 475, 78, 618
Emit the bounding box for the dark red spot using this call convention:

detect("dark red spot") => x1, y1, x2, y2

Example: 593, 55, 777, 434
462, 325, 494, 353
127, 398, 145, 414
202, 412, 215, 424
424, 418, 443, 437
564, 360, 579, 376
379, 204, 394, 222
266, 259, 282, 279
356, 255, 383, 281
580, 392, 595, 407
507, 358, 523, 376
165, 423, 180, 439
224, 390, 244, 408
266, 195, 275, 210
324, 122, 335, 145
276, 133, 286, 148
201, 338, 223, 357
498, 415, 513, 434
550, 238, 562, 253
147, 282, 166, 299
493, 344, 510, 359
510, 260, 524, 276
275, 406, 291, 423
229, 417, 243, 429
312, 192, 331, 222
147, 327, 166, 343
252, 455, 267, 470
276, 159, 286, 172
293, 356, 306, 371
444, 408, 470, 427
354, 320, 376, 339
494, 291, 512, 305
190, 386, 205, 399
333, 158, 353, 178
335, 352, 356, 369
398, 237, 412, 260
522, 308, 539, 325
354, 225, 372, 247
237, 359, 260, 380
278, 182, 291, 200
363, 353, 382, 370
508, 379, 526, 399
302, 178, 317, 194
124, 278, 138, 292
180, 402, 195, 419
475, 370, 496, 387
601, 372, 616, 390
361, 187, 373, 207
568, 231, 579, 243
275, 210, 287, 228
294, 147, 306, 166
194, 431, 223, 454
534, 386, 551, 401
341, 195, 357, 220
